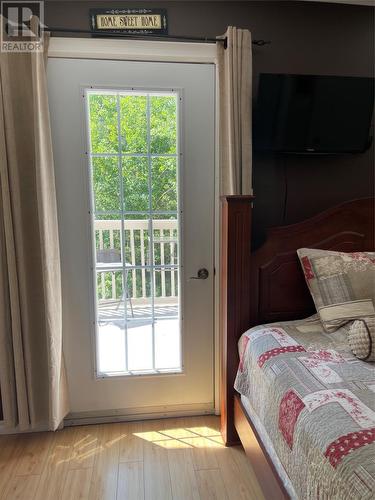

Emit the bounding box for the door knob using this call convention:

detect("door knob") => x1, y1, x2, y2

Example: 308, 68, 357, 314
189, 268, 209, 280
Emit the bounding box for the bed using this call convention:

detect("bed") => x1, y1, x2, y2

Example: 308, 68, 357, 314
220, 196, 375, 499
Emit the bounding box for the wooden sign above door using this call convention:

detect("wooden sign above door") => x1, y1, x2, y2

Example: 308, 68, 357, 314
90, 8, 168, 35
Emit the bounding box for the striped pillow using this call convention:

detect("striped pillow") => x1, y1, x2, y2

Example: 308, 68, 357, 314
297, 248, 375, 332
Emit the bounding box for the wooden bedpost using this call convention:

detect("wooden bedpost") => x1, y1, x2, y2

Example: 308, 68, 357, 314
220, 195, 254, 446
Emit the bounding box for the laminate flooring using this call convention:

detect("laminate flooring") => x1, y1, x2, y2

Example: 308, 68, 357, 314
0, 416, 265, 500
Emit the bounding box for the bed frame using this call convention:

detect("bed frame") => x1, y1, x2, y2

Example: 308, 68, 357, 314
220, 196, 374, 499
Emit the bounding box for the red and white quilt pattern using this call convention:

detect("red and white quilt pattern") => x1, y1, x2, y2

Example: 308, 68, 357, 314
235, 317, 375, 498
278, 390, 305, 449
247, 326, 300, 346
299, 349, 345, 383
324, 428, 375, 468
258, 345, 306, 368
303, 389, 375, 429
242, 326, 307, 368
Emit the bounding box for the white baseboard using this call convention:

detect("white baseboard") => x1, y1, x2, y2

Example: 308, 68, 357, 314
0, 403, 217, 432
64, 402, 215, 427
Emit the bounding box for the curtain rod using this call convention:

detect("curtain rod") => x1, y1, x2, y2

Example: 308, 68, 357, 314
45, 27, 271, 47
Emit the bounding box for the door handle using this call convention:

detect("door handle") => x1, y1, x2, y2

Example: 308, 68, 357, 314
189, 268, 209, 280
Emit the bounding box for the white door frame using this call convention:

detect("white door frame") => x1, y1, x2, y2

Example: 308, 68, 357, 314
48, 37, 221, 416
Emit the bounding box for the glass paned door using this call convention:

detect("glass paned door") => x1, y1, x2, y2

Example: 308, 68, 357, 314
48, 57, 214, 416
86, 90, 181, 375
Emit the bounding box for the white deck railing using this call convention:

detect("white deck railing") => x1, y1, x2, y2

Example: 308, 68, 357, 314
94, 219, 178, 303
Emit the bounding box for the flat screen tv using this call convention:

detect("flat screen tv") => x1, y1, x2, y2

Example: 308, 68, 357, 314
253, 73, 374, 154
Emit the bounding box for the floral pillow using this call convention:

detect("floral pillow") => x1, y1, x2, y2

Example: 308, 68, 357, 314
297, 248, 375, 332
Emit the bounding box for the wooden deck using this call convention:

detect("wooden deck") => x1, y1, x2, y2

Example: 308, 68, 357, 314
98, 301, 178, 325
96, 301, 180, 374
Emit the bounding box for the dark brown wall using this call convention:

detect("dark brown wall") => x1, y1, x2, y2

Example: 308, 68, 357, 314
45, 0, 374, 247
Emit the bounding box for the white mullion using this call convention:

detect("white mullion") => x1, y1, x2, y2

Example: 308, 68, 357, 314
106, 263, 178, 271
147, 94, 156, 371
95, 210, 177, 216
116, 93, 128, 373
91, 152, 177, 159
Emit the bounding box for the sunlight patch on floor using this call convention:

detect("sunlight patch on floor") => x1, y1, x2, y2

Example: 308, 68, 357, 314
55, 420, 223, 464
133, 424, 224, 449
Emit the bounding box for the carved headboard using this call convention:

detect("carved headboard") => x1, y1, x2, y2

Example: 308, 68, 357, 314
249, 197, 374, 327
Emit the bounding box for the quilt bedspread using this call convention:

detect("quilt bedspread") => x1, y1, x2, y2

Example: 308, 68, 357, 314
235, 315, 375, 500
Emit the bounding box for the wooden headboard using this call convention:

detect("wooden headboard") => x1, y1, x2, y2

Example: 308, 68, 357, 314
249, 197, 374, 327
220, 196, 374, 445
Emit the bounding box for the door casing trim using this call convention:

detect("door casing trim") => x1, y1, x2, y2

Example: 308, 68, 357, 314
48, 37, 221, 416
48, 37, 217, 64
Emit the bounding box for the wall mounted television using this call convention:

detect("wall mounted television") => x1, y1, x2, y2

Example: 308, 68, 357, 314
253, 73, 374, 154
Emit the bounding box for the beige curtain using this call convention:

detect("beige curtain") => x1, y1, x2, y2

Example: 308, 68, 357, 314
217, 26, 253, 195
0, 34, 69, 431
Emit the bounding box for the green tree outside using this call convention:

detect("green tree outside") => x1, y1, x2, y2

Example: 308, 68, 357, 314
88, 92, 178, 300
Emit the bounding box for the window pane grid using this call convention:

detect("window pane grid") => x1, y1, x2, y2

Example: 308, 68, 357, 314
88, 89, 180, 375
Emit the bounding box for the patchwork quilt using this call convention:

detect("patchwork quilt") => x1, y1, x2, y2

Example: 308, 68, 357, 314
235, 315, 375, 500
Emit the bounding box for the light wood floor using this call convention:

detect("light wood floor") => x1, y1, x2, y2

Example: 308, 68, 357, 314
0, 415, 265, 500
